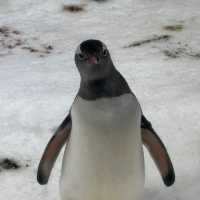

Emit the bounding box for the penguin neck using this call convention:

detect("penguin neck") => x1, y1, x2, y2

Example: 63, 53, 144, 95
78, 68, 131, 100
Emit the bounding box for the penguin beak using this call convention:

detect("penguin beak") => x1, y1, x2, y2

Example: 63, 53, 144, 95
87, 56, 99, 65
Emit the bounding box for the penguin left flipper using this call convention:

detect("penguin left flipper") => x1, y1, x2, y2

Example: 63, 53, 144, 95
141, 115, 175, 187
37, 113, 72, 185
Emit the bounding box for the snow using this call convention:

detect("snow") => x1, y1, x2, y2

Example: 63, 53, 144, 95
0, 0, 200, 199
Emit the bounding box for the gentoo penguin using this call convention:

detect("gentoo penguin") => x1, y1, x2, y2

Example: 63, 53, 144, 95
37, 39, 175, 200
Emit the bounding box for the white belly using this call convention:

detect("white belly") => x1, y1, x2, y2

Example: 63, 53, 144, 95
60, 94, 144, 200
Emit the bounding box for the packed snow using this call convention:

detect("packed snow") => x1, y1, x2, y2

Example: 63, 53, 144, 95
0, 0, 200, 199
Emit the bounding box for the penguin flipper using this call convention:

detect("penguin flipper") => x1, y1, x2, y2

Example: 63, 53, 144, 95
37, 114, 72, 185
141, 115, 175, 187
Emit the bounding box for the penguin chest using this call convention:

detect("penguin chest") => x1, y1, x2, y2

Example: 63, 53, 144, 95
60, 94, 144, 200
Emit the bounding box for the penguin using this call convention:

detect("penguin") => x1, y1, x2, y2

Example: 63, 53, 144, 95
37, 39, 175, 200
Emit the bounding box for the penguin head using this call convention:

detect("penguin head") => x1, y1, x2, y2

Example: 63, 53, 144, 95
75, 39, 114, 81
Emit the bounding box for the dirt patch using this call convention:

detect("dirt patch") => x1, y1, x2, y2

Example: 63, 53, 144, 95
22, 44, 53, 55
63, 5, 85, 12
163, 48, 185, 58
163, 24, 184, 32
22, 46, 39, 53
0, 26, 20, 36
0, 26, 54, 57
124, 35, 171, 48
0, 158, 20, 170
0, 158, 30, 172
163, 42, 200, 59
189, 53, 200, 58
0, 26, 23, 51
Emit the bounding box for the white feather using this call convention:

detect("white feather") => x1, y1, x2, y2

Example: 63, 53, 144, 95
60, 94, 144, 200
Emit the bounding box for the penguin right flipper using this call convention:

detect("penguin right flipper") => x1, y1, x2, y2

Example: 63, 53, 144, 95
37, 113, 72, 185
141, 115, 175, 187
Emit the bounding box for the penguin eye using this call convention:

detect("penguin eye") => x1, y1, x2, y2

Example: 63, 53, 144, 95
102, 49, 108, 56
78, 53, 85, 60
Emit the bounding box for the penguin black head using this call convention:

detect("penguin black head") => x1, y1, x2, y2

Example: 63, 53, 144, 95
75, 39, 114, 82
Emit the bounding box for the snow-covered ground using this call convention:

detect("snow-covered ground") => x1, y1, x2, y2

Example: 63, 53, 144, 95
0, 0, 200, 199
